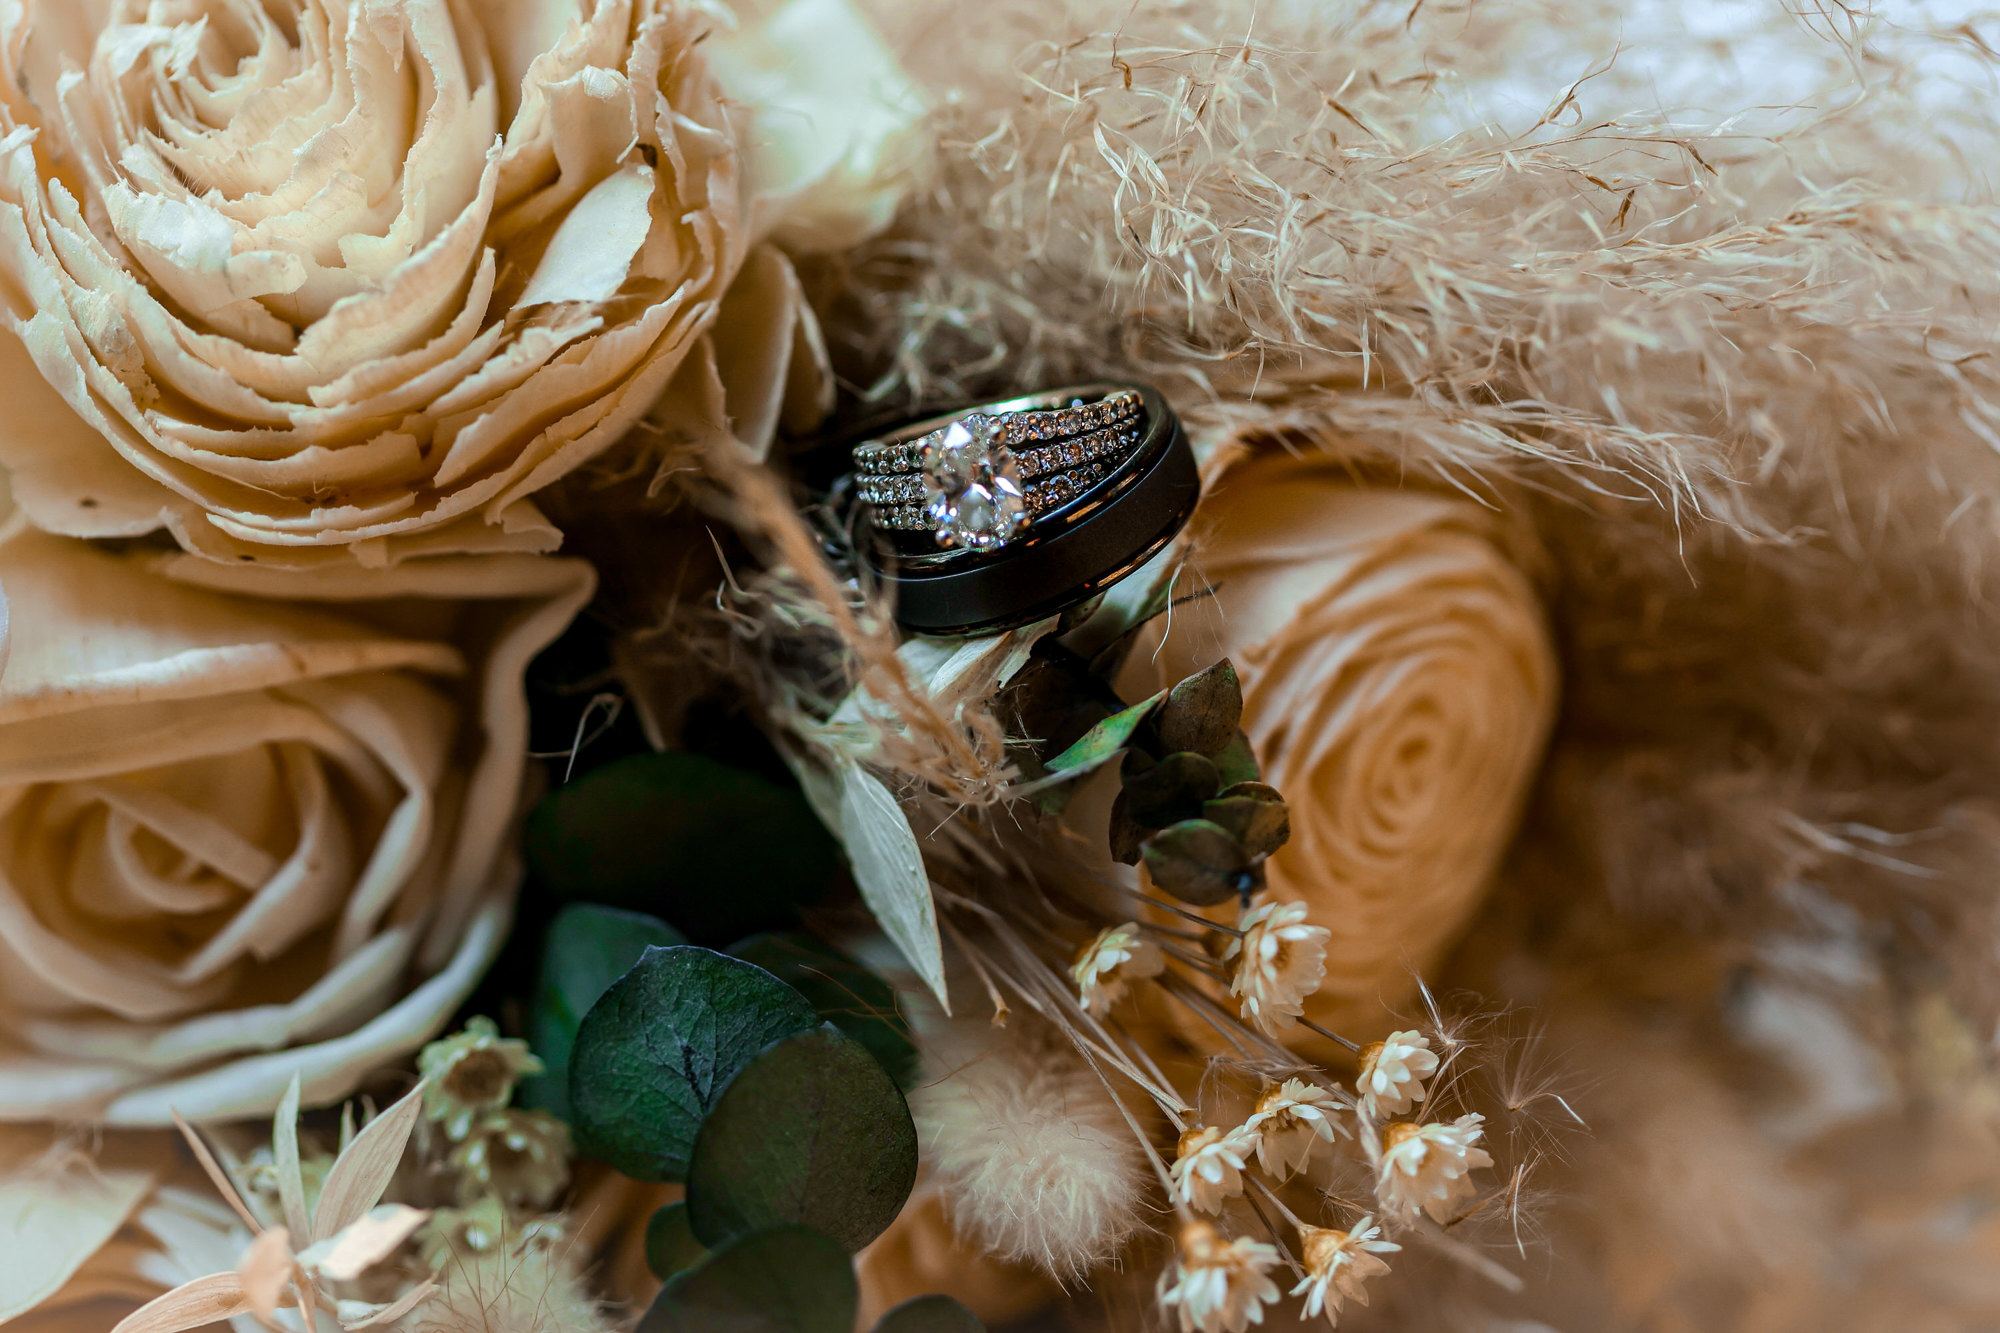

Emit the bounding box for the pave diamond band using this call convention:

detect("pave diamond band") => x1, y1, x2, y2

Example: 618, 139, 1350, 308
865, 458, 1120, 531
852, 389, 1141, 476
852, 422, 1144, 507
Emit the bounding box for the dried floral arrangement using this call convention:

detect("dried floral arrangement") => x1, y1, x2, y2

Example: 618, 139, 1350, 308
6, 0, 2000, 1331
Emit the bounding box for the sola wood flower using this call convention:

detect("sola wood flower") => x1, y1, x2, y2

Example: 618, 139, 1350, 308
0, 0, 924, 564
1245, 1078, 1345, 1178
1126, 452, 1558, 1040
1170, 1124, 1258, 1214
1225, 900, 1331, 1036
0, 519, 592, 1123
1291, 1216, 1398, 1325
1157, 1220, 1283, 1333
1377, 1114, 1494, 1223
112, 1077, 435, 1333
1357, 1031, 1439, 1120
1073, 922, 1166, 1017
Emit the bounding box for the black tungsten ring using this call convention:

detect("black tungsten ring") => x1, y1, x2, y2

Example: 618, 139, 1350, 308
847, 381, 1200, 637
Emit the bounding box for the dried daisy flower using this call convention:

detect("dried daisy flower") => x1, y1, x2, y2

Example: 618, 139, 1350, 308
419, 1018, 542, 1142
1377, 1114, 1494, 1222
1073, 923, 1166, 1016
1291, 1216, 1399, 1324
1158, 1219, 1284, 1333
1356, 1031, 1440, 1119
1244, 1079, 1346, 1178
1171, 1124, 1258, 1214
1225, 900, 1331, 1036
449, 1110, 572, 1212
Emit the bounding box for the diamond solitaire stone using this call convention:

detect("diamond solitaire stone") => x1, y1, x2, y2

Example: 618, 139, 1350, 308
921, 413, 1028, 550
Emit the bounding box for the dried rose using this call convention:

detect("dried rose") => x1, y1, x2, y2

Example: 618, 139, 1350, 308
0, 517, 591, 1123
1128, 449, 1558, 1040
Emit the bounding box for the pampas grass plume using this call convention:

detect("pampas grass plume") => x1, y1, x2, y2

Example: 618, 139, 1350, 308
911, 1017, 1149, 1281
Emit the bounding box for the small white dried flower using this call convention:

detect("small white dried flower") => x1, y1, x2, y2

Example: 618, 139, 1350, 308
1244, 1079, 1346, 1178
1073, 923, 1166, 1017
419, 1017, 542, 1142
1225, 901, 1330, 1036
1377, 1114, 1493, 1222
1357, 1030, 1439, 1119
1158, 1220, 1284, 1333
449, 1109, 572, 1211
1291, 1216, 1399, 1325
1171, 1124, 1258, 1214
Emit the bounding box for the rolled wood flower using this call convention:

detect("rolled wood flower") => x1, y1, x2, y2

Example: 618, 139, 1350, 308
1128, 449, 1558, 1041
0, 519, 592, 1124
0, 0, 922, 564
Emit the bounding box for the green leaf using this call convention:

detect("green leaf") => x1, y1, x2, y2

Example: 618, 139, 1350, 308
685, 1024, 919, 1254
519, 905, 686, 1120
1157, 661, 1244, 758
1142, 820, 1251, 906
872, 1295, 987, 1333
524, 752, 841, 943
639, 1224, 856, 1333
1210, 730, 1262, 787
1202, 783, 1292, 860
569, 946, 819, 1182
645, 1203, 706, 1281
728, 934, 920, 1090
1040, 691, 1165, 781
1121, 751, 1222, 830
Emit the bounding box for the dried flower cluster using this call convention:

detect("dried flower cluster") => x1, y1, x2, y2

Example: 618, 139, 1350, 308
94, 1021, 596, 1333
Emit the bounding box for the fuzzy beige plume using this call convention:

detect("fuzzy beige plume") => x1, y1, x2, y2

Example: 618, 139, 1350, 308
909, 1016, 1149, 1281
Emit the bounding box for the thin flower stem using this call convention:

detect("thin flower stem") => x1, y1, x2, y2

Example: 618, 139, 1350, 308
940, 915, 1012, 1025
1136, 893, 1244, 935
1158, 940, 1230, 979
1138, 920, 1216, 943
1248, 1174, 1314, 1233
1297, 1017, 1363, 1054
1241, 1187, 1308, 1281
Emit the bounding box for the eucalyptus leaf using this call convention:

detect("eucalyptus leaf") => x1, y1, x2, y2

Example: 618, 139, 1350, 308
569, 946, 819, 1182
685, 1024, 919, 1254
1108, 789, 1148, 866
1041, 691, 1165, 779
1142, 820, 1251, 906
795, 757, 949, 1011
1122, 750, 1222, 830
873, 1295, 987, 1333
645, 1203, 706, 1281
638, 1224, 856, 1333
729, 934, 920, 1089
1157, 661, 1244, 757
1210, 730, 1262, 788
1202, 783, 1292, 860
524, 752, 840, 943
519, 905, 686, 1120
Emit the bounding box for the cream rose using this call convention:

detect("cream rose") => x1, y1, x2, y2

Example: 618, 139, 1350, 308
0, 516, 591, 1124
1128, 450, 1558, 1038
0, 0, 924, 564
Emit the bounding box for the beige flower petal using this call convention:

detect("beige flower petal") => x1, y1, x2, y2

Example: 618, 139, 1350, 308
0, 520, 592, 1123
0, 1129, 156, 1323
708, 0, 932, 252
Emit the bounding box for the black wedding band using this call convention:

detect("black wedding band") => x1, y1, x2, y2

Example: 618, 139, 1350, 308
846, 382, 1200, 637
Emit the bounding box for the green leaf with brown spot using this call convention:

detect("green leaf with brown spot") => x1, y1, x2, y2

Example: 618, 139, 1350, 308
1157, 661, 1243, 757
